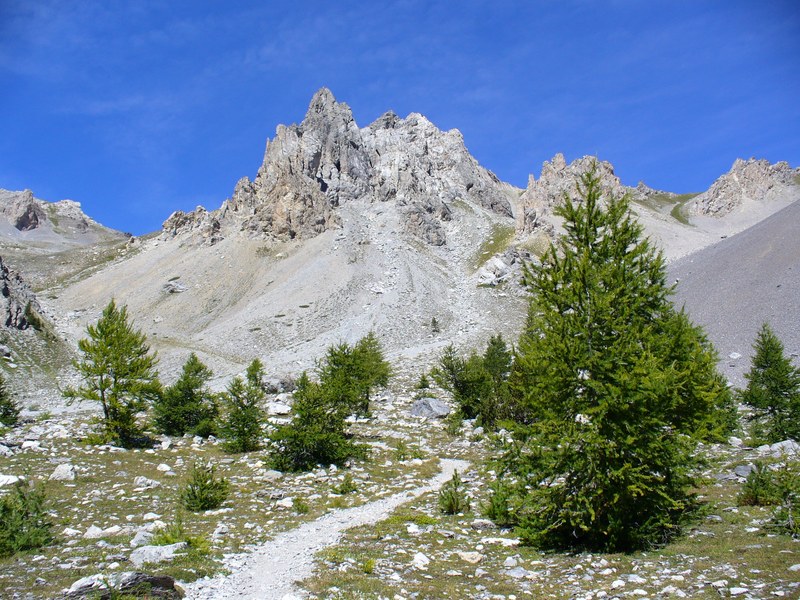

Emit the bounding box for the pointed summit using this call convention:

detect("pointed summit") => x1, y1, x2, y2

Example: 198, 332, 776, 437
303, 87, 355, 126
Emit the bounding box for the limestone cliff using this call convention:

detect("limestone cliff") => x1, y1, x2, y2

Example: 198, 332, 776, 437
688, 158, 800, 217
163, 88, 515, 246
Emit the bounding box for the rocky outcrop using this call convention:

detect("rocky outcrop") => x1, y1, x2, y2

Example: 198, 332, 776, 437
163, 88, 514, 246
162, 206, 222, 245
0, 189, 46, 231
0, 256, 41, 330
688, 158, 800, 217
519, 153, 630, 232
0, 189, 97, 234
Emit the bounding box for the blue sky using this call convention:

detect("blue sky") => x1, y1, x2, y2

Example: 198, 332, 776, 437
1, 1, 798, 235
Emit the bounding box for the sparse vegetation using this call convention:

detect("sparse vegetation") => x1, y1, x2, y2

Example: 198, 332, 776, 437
472, 223, 515, 270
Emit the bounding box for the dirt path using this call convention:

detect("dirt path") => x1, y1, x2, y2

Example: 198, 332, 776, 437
185, 458, 470, 599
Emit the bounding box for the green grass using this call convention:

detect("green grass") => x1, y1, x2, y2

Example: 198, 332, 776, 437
471, 223, 516, 270
633, 192, 699, 226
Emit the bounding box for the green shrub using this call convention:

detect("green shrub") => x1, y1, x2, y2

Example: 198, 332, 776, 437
152, 512, 210, 553
0, 373, 20, 427
333, 472, 358, 495
738, 462, 783, 506
180, 463, 230, 512
317, 332, 391, 418
153, 353, 219, 437
268, 372, 365, 472
221, 359, 266, 453
294, 498, 310, 514
482, 480, 515, 527
431, 335, 513, 429
438, 470, 470, 515
0, 479, 53, 557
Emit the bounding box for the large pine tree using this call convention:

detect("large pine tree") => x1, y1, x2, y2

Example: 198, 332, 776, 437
503, 164, 733, 552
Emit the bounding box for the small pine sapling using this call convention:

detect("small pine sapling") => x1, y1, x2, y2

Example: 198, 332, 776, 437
180, 463, 230, 512
438, 470, 471, 515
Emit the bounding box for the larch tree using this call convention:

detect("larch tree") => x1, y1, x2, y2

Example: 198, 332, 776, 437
63, 299, 160, 447
739, 322, 800, 443
500, 164, 733, 552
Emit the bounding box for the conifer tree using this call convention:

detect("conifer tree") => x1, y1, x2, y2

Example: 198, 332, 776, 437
739, 323, 800, 442
64, 300, 160, 447
0, 373, 20, 427
153, 353, 218, 437
220, 359, 266, 452
501, 164, 732, 552
268, 371, 364, 472
317, 332, 391, 417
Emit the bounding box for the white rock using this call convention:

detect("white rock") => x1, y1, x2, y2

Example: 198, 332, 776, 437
0, 474, 22, 487
156, 463, 172, 472
212, 524, 229, 538
412, 552, 430, 570
68, 574, 108, 593
275, 497, 294, 509
130, 530, 154, 547
101, 525, 122, 536
788, 563, 800, 572
49, 463, 76, 481
268, 402, 292, 416
729, 588, 749, 596
133, 476, 160, 489
503, 556, 518, 568
83, 525, 104, 539
457, 551, 483, 564
129, 542, 186, 567
62, 527, 82, 537
143, 512, 161, 521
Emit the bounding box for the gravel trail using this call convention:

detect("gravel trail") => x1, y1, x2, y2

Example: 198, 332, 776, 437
185, 458, 470, 599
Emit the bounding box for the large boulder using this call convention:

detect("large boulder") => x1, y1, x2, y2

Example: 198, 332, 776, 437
64, 571, 184, 599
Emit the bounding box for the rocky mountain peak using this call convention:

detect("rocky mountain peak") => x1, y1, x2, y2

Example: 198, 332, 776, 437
162, 88, 515, 246
519, 154, 628, 232
688, 158, 800, 217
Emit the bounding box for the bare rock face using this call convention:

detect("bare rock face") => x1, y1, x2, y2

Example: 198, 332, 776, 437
688, 158, 800, 217
163, 88, 513, 246
0, 256, 41, 329
0, 189, 102, 237
519, 153, 630, 232
162, 206, 222, 245
0, 189, 46, 231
